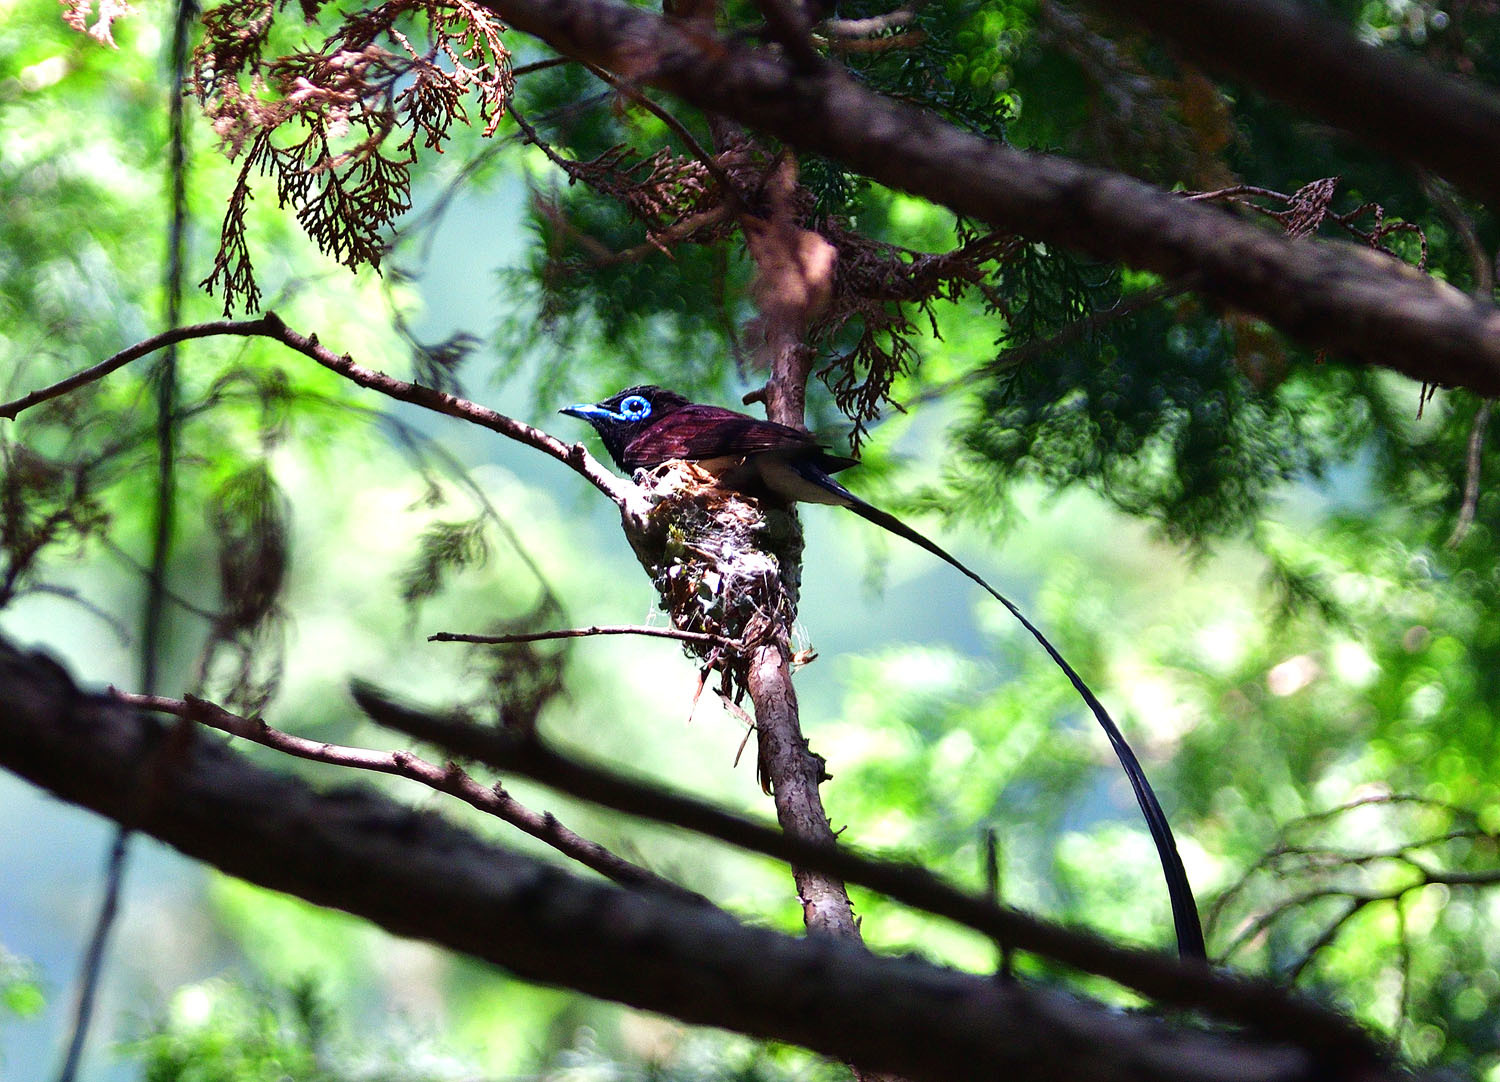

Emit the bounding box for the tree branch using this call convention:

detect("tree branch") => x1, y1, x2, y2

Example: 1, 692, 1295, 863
112, 690, 708, 904
1092, 0, 1500, 209
349, 682, 1389, 1060
821, 6, 920, 38
581, 62, 742, 201
0, 313, 642, 511
429, 625, 738, 648
0, 318, 276, 420
1447, 398, 1493, 548
732, 146, 855, 942
0, 640, 1410, 1082
478, 0, 1500, 396
752, 0, 825, 72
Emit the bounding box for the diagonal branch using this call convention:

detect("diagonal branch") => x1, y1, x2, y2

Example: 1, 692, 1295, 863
478, 0, 1500, 397
581, 62, 742, 202
1092, 0, 1500, 209
0, 313, 640, 510
114, 689, 709, 904
0, 319, 275, 421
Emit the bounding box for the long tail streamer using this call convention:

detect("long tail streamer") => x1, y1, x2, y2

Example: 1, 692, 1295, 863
803, 464, 1205, 960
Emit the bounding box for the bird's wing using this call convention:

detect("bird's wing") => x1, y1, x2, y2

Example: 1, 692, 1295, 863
622, 405, 823, 469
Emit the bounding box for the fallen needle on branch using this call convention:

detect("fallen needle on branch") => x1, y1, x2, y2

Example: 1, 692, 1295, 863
430, 625, 740, 648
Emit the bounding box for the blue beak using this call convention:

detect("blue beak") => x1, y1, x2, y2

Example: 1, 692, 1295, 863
560, 403, 605, 420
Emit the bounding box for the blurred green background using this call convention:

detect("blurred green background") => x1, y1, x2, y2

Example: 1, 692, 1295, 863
3, 0, 1499, 1078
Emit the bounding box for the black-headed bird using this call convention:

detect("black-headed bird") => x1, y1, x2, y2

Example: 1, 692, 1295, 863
563, 384, 1205, 961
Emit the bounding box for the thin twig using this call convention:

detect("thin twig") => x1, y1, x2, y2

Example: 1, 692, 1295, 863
1219, 885, 1377, 960
431, 625, 739, 648
1284, 897, 1369, 983
98, 538, 221, 623
712, 690, 758, 770
531, 192, 732, 266
714, 690, 757, 730
381, 420, 568, 618
1422, 176, 1498, 549
507, 105, 588, 177
511, 55, 574, 76
823, 31, 926, 53
1447, 398, 1489, 549
52, 830, 129, 1082
607, 204, 733, 263
16, 585, 133, 645
0, 320, 270, 420
1186, 183, 1425, 262
1207, 795, 1460, 934
1421, 173, 1493, 297
114, 690, 710, 905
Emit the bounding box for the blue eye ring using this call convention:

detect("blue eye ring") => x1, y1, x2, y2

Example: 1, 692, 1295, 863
618, 395, 651, 421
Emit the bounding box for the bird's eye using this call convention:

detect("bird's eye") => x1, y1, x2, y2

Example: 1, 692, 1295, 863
619, 395, 651, 421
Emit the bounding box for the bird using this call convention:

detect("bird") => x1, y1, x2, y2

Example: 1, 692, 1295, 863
562, 384, 1205, 961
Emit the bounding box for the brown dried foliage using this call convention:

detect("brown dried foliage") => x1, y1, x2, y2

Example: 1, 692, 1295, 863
59, 0, 134, 46
814, 227, 1021, 443
193, 0, 513, 313
1190, 177, 1429, 267
516, 112, 751, 257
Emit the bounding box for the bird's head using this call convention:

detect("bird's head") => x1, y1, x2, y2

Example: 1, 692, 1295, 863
560, 385, 689, 469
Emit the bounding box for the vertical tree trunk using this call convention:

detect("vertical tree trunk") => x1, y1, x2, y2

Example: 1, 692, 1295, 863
741, 154, 862, 941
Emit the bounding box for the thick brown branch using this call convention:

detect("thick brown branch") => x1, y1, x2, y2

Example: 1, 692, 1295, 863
0, 642, 1409, 1081
1092, 0, 1500, 209
479, 0, 1500, 396
746, 639, 861, 937
735, 147, 854, 941
349, 683, 1386, 1061
113, 690, 706, 904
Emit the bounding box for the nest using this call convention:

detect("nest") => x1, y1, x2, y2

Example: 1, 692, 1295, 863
618, 462, 804, 696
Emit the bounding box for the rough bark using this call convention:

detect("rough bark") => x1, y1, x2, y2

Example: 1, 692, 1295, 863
737, 146, 858, 942
481, 0, 1500, 396
745, 637, 862, 937
0, 639, 1400, 1082
1093, 0, 1500, 208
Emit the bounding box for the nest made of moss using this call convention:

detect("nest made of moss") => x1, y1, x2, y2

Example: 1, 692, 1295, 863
619, 461, 805, 694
